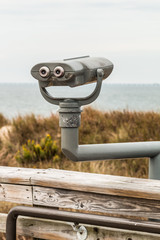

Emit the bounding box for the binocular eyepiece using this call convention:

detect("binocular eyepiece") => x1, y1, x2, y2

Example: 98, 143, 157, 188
39, 66, 50, 78
31, 56, 113, 88
39, 66, 65, 78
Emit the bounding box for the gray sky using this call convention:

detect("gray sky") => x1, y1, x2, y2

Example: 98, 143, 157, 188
0, 0, 160, 83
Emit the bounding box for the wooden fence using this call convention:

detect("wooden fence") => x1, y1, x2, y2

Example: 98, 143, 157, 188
0, 166, 160, 239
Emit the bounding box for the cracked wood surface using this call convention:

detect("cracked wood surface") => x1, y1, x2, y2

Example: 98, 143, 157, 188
1, 166, 160, 239
1, 166, 160, 200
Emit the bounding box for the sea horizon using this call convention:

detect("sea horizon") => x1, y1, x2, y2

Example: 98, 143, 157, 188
1, 83, 160, 118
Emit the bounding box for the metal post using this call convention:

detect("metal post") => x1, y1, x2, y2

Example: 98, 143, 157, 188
148, 155, 160, 222
149, 154, 160, 179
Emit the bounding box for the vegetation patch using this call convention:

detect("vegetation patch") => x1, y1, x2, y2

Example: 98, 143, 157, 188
16, 134, 60, 164
0, 107, 160, 177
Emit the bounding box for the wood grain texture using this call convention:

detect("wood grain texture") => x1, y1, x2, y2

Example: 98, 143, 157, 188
33, 186, 160, 219
0, 166, 43, 185
0, 183, 32, 204
1, 166, 160, 200
31, 169, 160, 200
1, 213, 160, 240
1, 165, 160, 238
1, 167, 160, 219
1, 183, 160, 219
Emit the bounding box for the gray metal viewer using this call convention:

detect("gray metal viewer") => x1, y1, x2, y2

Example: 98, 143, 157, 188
31, 56, 160, 179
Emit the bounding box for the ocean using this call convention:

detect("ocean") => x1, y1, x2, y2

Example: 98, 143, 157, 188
0, 83, 160, 118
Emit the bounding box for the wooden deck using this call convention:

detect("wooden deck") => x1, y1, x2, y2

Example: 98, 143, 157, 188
1, 166, 160, 239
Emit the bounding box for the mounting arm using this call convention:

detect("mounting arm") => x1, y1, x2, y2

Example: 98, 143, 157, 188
61, 127, 160, 162
60, 101, 160, 179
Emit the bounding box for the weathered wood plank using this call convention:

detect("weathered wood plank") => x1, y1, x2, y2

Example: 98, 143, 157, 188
1, 166, 160, 201
1, 182, 160, 219
0, 166, 45, 185
31, 169, 160, 200
1, 167, 160, 239
1, 213, 160, 240
0, 184, 32, 204
33, 186, 160, 219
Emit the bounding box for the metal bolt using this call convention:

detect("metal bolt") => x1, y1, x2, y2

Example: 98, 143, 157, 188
72, 224, 88, 240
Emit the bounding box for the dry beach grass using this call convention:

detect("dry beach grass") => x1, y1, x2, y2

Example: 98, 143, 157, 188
0, 107, 160, 177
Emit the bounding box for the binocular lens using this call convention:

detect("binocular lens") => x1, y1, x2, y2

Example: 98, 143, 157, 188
53, 66, 64, 78
39, 66, 50, 78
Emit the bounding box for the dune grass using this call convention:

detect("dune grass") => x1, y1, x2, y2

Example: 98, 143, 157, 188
1, 107, 160, 178
0, 114, 9, 128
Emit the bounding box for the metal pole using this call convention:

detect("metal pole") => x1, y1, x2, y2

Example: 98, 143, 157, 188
61, 127, 160, 161
6, 206, 160, 240
149, 154, 160, 179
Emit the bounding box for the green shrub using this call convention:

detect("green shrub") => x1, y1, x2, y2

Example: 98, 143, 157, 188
16, 134, 60, 164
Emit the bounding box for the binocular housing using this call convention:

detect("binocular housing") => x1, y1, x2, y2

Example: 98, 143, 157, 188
31, 56, 113, 88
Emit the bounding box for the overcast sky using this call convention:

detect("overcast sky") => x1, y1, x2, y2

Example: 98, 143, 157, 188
0, 0, 160, 84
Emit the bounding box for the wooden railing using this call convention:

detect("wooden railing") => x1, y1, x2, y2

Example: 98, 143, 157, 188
1, 166, 160, 239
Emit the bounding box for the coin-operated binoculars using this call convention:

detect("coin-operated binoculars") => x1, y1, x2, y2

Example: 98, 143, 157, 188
31, 56, 160, 180
31, 56, 113, 104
